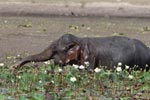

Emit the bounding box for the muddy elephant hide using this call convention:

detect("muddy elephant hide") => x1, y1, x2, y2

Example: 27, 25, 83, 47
11, 34, 150, 71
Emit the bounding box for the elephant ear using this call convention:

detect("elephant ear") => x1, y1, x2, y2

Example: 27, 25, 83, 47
82, 44, 89, 60
65, 45, 80, 63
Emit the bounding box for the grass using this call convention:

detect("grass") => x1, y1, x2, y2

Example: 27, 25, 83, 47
0, 63, 150, 100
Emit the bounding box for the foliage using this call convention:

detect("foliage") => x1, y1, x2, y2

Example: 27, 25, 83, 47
0, 63, 150, 100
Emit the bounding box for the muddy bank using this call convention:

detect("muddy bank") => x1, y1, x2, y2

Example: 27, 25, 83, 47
1, 2, 150, 17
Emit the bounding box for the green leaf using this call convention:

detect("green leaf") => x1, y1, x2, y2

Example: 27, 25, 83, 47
19, 96, 26, 100
143, 72, 150, 80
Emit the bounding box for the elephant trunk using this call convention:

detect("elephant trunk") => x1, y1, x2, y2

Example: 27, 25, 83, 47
13, 45, 54, 68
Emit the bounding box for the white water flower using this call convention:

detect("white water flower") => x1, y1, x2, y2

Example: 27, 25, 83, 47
94, 68, 101, 73
51, 80, 54, 83
45, 70, 47, 74
44, 61, 50, 65
72, 64, 79, 69
116, 67, 122, 72
39, 80, 42, 84
0, 63, 4, 66
84, 61, 90, 66
118, 62, 122, 66
70, 77, 77, 82
79, 65, 85, 69
128, 75, 134, 79
58, 68, 63, 72
125, 65, 129, 69
17, 75, 21, 79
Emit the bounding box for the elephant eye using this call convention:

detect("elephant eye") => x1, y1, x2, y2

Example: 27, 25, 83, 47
65, 44, 75, 51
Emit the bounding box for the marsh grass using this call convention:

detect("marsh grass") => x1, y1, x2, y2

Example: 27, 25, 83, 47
0, 64, 150, 100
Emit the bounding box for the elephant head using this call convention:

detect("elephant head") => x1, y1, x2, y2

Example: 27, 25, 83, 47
10, 34, 82, 70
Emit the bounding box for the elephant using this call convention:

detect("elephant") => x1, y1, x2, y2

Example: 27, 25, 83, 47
10, 34, 150, 71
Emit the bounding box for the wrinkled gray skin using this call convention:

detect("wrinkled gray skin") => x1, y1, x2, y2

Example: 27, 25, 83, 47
11, 34, 150, 71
